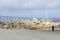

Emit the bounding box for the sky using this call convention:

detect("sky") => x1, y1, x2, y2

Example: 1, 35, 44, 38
0, 0, 60, 18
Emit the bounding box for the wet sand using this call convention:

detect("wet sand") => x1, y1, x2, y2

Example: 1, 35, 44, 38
0, 29, 60, 40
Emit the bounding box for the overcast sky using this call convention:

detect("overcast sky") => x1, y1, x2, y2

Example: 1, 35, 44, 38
0, 0, 60, 18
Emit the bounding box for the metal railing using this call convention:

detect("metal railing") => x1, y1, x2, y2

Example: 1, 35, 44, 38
0, 16, 21, 22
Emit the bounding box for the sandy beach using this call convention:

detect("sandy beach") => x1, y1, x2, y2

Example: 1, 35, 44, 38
0, 29, 60, 40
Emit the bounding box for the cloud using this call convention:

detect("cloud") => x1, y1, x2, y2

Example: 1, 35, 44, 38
46, 0, 60, 8
0, 0, 60, 10
0, 0, 60, 18
0, 0, 45, 9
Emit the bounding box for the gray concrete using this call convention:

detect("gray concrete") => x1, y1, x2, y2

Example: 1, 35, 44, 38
0, 29, 60, 40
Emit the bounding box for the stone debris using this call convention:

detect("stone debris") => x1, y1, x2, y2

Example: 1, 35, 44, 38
0, 18, 60, 30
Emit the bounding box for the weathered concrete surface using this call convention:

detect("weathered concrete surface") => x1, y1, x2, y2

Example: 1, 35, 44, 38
0, 29, 60, 40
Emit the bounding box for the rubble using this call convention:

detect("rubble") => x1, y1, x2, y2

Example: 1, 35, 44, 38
0, 18, 60, 30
